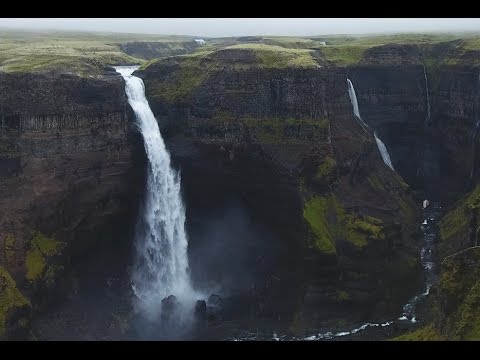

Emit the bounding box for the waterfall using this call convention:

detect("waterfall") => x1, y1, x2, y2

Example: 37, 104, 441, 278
347, 78, 394, 171
115, 66, 193, 316
346, 78, 369, 132
423, 66, 431, 124
347, 78, 361, 120
374, 132, 395, 171
472, 74, 480, 178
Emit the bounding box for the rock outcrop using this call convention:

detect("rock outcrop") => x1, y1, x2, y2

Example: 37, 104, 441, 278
0, 70, 145, 338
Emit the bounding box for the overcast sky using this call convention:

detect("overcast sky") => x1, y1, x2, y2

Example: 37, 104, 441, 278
1, 18, 480, 37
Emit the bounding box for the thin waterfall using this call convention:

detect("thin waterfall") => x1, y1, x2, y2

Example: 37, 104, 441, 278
115, 66, 194, 317
423, 65, 431, 125
374, 132, 395, 171
347, 78, 370, 132
347, 78, 394, 171
472, 73, 480, 178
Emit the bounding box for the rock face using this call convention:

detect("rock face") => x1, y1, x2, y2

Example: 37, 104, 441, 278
138, 56, 422, 330
2, 41, 480, 339
0, 70, 145, 338
351, 56, 480, 203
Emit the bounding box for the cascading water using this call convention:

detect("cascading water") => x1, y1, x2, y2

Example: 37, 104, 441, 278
346, 78, 369, 132
423, 66, 431, 125
347, 79, 395, 171
374, 132, 395, 171
471, 74, 480, 178
115, 66, 194, 317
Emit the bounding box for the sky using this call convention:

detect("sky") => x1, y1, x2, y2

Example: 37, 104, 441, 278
0, 18, 480, 37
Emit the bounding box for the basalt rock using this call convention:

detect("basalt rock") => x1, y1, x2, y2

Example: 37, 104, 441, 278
137, 52, 423, 330
0, 71, 145, 338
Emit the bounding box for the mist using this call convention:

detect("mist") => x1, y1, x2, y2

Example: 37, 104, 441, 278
1, 18, 480, 37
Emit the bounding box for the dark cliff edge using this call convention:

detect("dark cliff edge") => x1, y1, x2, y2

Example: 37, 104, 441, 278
0, 70, 145, 339
137, 53, 422, 332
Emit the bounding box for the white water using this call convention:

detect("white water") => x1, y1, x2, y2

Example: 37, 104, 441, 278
347, 78, 369, 132
471, 74, 480, 178
347, 79, 395, 171
115, 66, 193, 316
347, 79, 361, 120
374, 132, 395, 171
423, 66, 431, 124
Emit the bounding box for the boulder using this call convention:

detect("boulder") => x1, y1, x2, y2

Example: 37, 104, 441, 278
194, 300, 207, 322
160, 295, 179, 321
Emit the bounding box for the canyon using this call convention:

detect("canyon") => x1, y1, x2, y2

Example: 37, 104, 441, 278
1, 32, 480, 340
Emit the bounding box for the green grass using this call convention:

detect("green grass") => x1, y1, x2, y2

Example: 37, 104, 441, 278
391, 324, 444, 341
0, 266, 31, 338
319, 46, 367, 66
440, 184, 480, 251
0, 30, 185, 74
226, 44, 319, 69
432, 248, 480, 340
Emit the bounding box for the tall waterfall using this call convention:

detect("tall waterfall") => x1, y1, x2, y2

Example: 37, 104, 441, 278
374, 132, 395, 171
347, 78, 369, 132
347, 78, 394, 171
472, 74, 480, 178
115, 66, 193, 315
423, 66, 431, 124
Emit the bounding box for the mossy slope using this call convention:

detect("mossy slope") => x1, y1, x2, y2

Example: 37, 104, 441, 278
303, 195, 384, 255
0, 266, 31, 338
25, 231, 65, 288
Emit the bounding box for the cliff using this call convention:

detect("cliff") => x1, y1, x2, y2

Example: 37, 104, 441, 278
137, 50, 422, 329
0, 70, 145, 338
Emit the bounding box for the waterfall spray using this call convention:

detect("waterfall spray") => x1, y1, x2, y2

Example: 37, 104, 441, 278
116, 66, 194, 317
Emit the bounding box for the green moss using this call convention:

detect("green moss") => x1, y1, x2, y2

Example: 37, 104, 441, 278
345, 217, 384, 248
0, 266, 31, 338
315, 156, 336, 180
303, 196, 337, 255
303, 195, 384, 254
31, 231, 61, 257
440, 184, 480, 247
431, 248, 480, 340
25, 231, 63, 284
453, 282, 480, 339
25, 247, 46, 282
336, 290, 351, 301
391, 324, 444, 341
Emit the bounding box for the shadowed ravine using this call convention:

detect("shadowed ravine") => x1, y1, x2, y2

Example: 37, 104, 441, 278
30, 67, 441, 341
